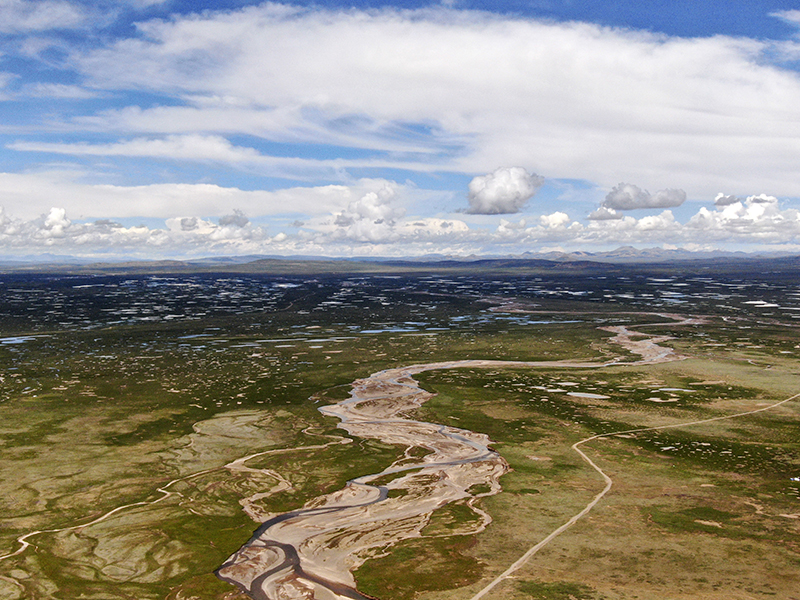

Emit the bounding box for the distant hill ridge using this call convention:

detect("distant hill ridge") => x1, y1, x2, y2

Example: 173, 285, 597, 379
521, 246, 763, 263
1, 247, 798, 276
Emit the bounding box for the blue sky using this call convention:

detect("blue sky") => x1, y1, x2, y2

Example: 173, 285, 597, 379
2, 0, 800, 258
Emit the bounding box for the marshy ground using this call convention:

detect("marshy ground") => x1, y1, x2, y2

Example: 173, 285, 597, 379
0, 262, 798, 600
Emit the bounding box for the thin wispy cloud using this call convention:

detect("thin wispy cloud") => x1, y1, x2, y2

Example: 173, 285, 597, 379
10, 135, 265, 163
0, 0, 87, 33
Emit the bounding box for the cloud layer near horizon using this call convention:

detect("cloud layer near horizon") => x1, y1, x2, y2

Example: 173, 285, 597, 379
2, 190, 799, 257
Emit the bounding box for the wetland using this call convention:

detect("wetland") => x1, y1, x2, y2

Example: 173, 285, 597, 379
0, 258, 798, 600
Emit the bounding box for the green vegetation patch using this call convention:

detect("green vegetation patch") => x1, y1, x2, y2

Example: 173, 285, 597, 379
354, 535, 483, 600
644, 505, 742, 536
244, 437, 402, 514
467, 483, 493, 495
421, 500, 484, 536
631, 429, 797, 478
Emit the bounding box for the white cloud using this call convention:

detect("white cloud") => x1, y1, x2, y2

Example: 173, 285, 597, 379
284, 185, 474, 249
3, 195, 800, 257
66, 4, 800, 197
397, 217, 469, 237
0, 0, 86, 33
0, 72, 15, 100
7, 134, 460, 180
601, 183, 686, 211
127, 0, 169, 8
771, 10, 800, 27
34, 206, 71, 238
0, 0, 173, 37
587, 206, 623, 220
67, 102, 460, 162
9, 135, 263, 163
329, 184, 406, 243
484, 200, 800, 250
746, 193, 778, 205
714, 193, 741, 207
0, 171, 401, 220
0, 205, 277, 256
466, 167, 543, 214
0, 189, 443, 257
539, 211, 570, 229
636, 210, 678, 231
21, 82, 100, 99
687, 194, 800, 241
218, 209, 249, 228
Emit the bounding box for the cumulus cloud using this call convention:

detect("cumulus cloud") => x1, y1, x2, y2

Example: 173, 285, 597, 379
397, 218, 469, 238
3, 191, 800, 257
483, 194, 800, 251
466, 167, 543, 215
0, 205, 275, 256
288, 186, 476, 249
602, 183, 649, 210
587, 206, 623, 221
601, 183, 686, 211
496, 218, 527, 236
539, 211, 571, 229
714, 193, 741, 207
219, 209, 249, 228
331, 185, 405, 242
688, 194, 799, 240
41, 207, 70, 236
746, 193, 778, 204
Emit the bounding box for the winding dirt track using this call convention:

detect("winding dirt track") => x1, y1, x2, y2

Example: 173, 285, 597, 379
467, 391, 800, 600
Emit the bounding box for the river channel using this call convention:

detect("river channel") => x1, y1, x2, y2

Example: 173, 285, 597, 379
216, 326, 680, 600
216, 360, 514, 600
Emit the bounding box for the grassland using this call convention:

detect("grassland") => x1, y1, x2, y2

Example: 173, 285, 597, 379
0, 262, 798, 600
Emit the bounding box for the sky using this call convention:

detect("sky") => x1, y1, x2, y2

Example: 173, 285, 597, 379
2, 0, 800, 259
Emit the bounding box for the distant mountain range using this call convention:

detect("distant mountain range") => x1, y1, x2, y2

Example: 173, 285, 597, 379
0, 247, 798, 273
369, 246, 796, 264
518, 246, 790, 264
